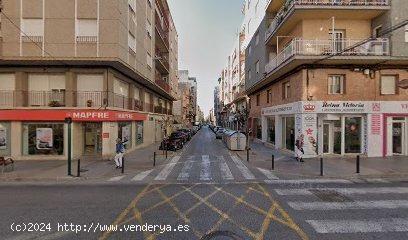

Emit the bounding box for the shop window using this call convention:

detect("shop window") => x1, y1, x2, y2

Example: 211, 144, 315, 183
267, 117, 275, 144
22, 123, 64, 155
118, 122, 132, 149
345, 117, 362, 154
381, 75, 397, 95
256, 94, 260, 106
136, 121, 144, 145
254, 118, 262, 140
282, 81, 290, 99
328, 75, 344, 94
0, 122, 11, 156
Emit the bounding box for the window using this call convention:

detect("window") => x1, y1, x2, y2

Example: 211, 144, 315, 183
381, 75, 397, 95
147, 0, 152, 8
405, 24, 408, 42
136, 121, 144, 145
282, 81, 290, 99
128, 32, 136, 53
22, 123, 64, 156
373, 25, 382, 38
256, 94, 260, 106
76, 19, 97, 37
266, 89, 271, 103
128, 0, 136, 12
21, 19, 43, 41
255, 32, 259, 45
147, 53, 153, 68
118, 122, 132, 149
255, 61, 260, 74
328, 75, 344, 94
146, 20, 152, 38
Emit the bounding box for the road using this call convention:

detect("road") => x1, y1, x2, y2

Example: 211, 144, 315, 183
1, 126, 408, 240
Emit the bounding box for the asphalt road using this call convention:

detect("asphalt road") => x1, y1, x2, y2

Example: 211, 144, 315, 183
1, 126, 408, 240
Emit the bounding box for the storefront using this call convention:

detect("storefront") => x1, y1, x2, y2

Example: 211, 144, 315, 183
262, 101, 408, 158
0, 109, 147, 160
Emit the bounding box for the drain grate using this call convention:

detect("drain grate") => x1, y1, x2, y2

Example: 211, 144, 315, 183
309, 189, 353, 202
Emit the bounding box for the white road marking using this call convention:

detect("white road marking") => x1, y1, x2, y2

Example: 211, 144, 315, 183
178, 157, 194, 181
257, 167, 279, 180
154, 156, 180, 181
131, 169, 154, 181
200, 155, 212, 181
276, 187, 408, 196
264, 179, 352, 184
288, 200, 408, 211
219, 156, 234, 180
108, 175, 126, 182
230, 155, 255, 180
365, 178, 390, 183
6, 231, 71, 240
306, 218, 408, 234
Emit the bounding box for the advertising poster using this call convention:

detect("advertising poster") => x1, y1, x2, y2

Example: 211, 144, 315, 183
122, 125, 131, 146
0, 128, 7, 150
36, 128, 53, 150
295, 114, 318, 157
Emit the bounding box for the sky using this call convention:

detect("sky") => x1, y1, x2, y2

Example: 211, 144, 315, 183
168, 0, 245, 118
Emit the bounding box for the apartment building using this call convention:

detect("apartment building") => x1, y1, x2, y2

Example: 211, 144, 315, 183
179, 70, 197, 124
245, 0, 408, 158
0, 0, 178, 160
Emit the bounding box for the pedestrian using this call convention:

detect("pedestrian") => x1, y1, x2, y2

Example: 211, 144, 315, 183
114, 138, 125, 169
295, 135, 304, 162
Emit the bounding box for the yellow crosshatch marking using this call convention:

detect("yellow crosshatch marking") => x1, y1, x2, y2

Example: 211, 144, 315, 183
99, 183, 309, 240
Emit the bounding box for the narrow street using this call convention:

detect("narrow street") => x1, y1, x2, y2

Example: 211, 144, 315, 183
1, 127, 408, 240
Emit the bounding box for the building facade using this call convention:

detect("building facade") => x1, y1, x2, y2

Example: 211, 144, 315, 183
245, 0, 408, 158
0, 0, 178, 160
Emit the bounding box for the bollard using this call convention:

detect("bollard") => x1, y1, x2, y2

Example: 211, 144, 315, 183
356, 155, 360, 174
77, 159, 81, 177
246, 148, 249, 162
121, 157, 125, 174
272, 155, 275, 170
320, 157, 324, 176
165, 142, 168, 159
153, 152, 156, 167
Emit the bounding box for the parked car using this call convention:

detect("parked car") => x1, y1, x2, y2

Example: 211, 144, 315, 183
215, 128, 226, 139
170, 131, 189, 143
177, 129, 192, 140
159, 138, 182, 151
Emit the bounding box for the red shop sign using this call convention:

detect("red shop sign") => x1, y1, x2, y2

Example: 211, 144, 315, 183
0, 109, 147, 122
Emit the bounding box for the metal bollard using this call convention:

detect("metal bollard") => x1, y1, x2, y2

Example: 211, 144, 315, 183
247, 148, 249, 162
320, 158, 324, 176
165, 143, 168, 159
272, 155, 275, 170
153, 152, 156, 167
121, 157, 125, 174
77, 159, 81, 177
356, 155, 360, 174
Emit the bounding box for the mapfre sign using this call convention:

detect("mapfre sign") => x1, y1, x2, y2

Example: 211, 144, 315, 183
0, 110, 147, 122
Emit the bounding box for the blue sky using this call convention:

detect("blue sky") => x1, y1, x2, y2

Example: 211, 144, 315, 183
168, 0, 245, 117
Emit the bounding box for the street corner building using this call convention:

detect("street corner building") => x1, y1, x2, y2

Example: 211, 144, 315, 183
0, 0, 179, 160
243, 0, 408, 158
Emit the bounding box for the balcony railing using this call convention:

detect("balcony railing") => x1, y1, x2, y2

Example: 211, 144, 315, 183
27, 91, 66, 107
75, 91, 107, 108
0, 90, 15, 108
21, 35, 43, 43
155, 78, 171, 92
76, 36, 98, 43
265, 38, 389, 74
130, 99, 144, 112
265, 0, 389, 41
155, 12, 169, 49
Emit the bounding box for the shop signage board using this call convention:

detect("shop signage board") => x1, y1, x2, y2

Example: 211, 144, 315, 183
0, 110, 147, 122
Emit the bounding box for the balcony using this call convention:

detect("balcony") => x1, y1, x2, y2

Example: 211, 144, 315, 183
155, 78, 171, 92
0, 90, 16, 108
265, 38, 389, 74
265, 0, 389, 43
27, 91, 66, 107
155, 12, 169, 52
75, 91, 107, 108
155, 52, 170, 74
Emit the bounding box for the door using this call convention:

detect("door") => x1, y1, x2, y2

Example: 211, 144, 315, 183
323, 123, 331, 154
329, 30, 345, 53
84, 123, 102, 155
392, 122, 405, 155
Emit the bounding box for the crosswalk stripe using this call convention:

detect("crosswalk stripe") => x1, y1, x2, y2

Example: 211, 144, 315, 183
131, 169, 154, 181
200, 155, 212, 181
230, 155, 255, 180
219, 156, 234, 180
276, 187, 408, 196
306, 218, 408, 233
154, 156, 180, 181
265, 179, 352, 184
257, 167, 279, 180
178, 157, 194, 181
108, 175, 126, 182
288, 200, 408, 210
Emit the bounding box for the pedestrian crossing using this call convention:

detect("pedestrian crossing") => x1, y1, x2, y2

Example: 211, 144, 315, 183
275, 186, 408, 236
108, 154, 281, 183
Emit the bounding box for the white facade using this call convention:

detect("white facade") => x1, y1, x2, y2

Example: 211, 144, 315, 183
262, 101, 408, 158
241, 0, 268, 49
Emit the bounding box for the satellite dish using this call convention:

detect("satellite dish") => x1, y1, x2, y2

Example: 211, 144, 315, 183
398, 79, 408, 89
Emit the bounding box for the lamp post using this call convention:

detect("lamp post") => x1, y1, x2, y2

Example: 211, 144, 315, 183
64, 117, 73, 176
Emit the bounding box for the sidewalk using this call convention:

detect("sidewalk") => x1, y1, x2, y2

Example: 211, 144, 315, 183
236, 140, 408, 180
0, 142, 177, 182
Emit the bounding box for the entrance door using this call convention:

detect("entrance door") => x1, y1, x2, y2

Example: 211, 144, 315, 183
323, 123, 331, 154
392, 122, 405, 155
329, 30, 345, 53
84, 123, 102, 155
323, 121, 342, 155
